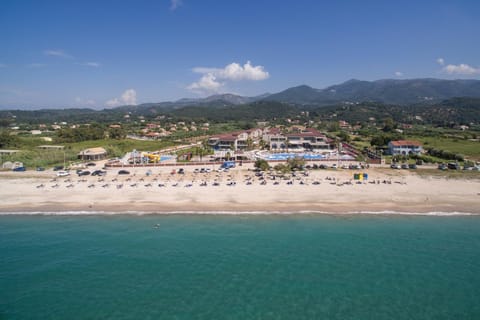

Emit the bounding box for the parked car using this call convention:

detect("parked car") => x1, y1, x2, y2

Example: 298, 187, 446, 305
13, 166, 26, 172
401, 164, 409, 169
86, 162, 96, 167
447, 162, 460, 170
77, 170, 91, 176
56, 170, 70, 177
390, 163, 401, 169
53, 165, 64, 171
118, 170, 130, 175
36, 167, 45, 171
438, 163, 448, 171
408, 164, 417, 169
91, 170, 106, 176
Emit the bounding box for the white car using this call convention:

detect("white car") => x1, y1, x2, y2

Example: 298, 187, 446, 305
56, 170, 70, 177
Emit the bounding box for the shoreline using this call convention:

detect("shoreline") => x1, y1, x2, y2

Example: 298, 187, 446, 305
1, 165, 479, 216
0, 198, 479, 215
0, 209, 478, 216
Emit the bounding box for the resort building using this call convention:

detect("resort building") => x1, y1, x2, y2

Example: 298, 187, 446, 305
285, 128, 334, 152
207, 127, 335, 153
388, 140, 423, 155
263, 128, 334, 152
208, 129, 264, 151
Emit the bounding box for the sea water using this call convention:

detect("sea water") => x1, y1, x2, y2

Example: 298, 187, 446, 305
1, 214, 479, 319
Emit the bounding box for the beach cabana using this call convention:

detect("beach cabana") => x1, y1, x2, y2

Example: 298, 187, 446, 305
78, 147, 107, 161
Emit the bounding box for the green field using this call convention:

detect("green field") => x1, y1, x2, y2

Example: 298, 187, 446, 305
1, 137, 179, 169
408, 136, 480, 161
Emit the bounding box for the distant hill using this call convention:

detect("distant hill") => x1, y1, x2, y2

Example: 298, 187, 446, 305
170, 100, 298, 122
264, 78, 480, 106
2, 78, 480, 126
309, 97, 480, 125
111, 93, 268, 117
2, 97, 480, 126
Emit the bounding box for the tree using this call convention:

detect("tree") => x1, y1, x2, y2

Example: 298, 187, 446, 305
337, 131, 351, 143
108, 127, 126, 140
382, 118, 396, 132
0, 130, 19, 148
327, 122, 340, 132
254, 159, 270, 171
370, 135, 387, 147
246, 137, 254, 150
274, 163, 289, 173
259, 139, 268, 150
287, 157, 305, 170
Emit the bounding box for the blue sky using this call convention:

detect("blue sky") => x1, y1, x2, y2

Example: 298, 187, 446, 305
0, 0, 479, 109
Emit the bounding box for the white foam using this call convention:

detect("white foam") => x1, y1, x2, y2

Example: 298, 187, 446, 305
0, 210, 477, 216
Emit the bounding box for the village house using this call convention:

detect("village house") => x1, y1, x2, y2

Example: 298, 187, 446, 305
388, 140, 423, 155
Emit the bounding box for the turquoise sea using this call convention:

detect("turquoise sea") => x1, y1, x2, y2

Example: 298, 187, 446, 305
1, 214, 480, 319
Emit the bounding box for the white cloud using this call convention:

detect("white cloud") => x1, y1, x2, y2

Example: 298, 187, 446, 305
170, 0, 183, 10
394, 71, 403, 77
80, 62, 101, 67
436, 58, 479, 75
188, 61, 269, 93
44, 49, 73, 59
187, 73, 223, 93
106, 89, 137, 107
193, 61, 269, 81
443, 63, 479, 75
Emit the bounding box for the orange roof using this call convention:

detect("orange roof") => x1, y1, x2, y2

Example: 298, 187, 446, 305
390, 140, 422, 147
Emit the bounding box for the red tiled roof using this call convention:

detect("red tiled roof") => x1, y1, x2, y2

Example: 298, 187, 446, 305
390, 140, 422, 147
286, 128, 325, 138
267, 128, 281, 134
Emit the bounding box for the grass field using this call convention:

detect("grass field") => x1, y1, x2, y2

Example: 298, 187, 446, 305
1, 137, 180, 169
413, 136, 480, 158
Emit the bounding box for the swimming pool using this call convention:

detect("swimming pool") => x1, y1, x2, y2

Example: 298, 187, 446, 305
160, 156, 174, 161
263, 153, 326, 161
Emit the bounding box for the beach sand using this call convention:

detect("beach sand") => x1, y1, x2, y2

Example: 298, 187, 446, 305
1, 165, 479, 214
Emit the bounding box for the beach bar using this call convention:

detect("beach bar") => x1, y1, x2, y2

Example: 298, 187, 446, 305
78, 147, 107, 161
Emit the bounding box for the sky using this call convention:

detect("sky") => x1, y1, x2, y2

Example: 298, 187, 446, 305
0, 0, 479, 109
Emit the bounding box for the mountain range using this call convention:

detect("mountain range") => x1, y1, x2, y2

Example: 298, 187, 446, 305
2, 78, 480, 126
130, 78, 480, 112
265, 78, 480, 106
2, 78, 480, 112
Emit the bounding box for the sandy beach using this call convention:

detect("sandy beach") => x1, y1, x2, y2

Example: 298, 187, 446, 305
1, 164, 479, 214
